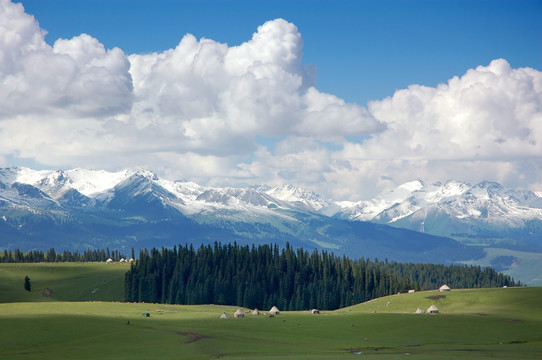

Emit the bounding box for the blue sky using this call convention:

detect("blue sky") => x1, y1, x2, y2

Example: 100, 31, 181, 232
18, 0, 542, 105
1, 0, 542, 199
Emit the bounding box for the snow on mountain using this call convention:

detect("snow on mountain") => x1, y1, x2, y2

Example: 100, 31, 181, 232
1, 166, 541, 232
2, 166, 541, 284
157, 179, 205, 201
0, 167, 133, 198
336, 180, 427, 222
265, 184, 331, 212
63, 168, 134, 196
335, 179, 542, 233
438, 182, 542, 226
221, 187, 287, 209
15, 168, 53, 185
196, 187, 274, 208
371, 181, 471, 223
0, 168, 61, 210
188, 187, 298, 223
0, 167, 49, 186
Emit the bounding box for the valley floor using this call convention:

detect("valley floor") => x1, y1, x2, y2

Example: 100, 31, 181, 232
1, 287, 541, 359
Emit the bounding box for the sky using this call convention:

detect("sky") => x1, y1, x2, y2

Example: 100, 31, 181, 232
1, 0, 541, 200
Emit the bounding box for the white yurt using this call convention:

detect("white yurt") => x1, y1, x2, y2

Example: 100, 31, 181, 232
234, 309, 245, 318
427, 305, 439, 314
252, 308, 260, 315
269, 306, 280, 315
439, 284, 451, 292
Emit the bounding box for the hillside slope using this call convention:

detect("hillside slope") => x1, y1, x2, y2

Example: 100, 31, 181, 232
0, 287, 540, 359
340, 286, 542, 320
0, 262, 127, 302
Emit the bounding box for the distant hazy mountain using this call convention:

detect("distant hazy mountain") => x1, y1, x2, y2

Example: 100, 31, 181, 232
1, 167, 541, 284
334, 180, 542, 252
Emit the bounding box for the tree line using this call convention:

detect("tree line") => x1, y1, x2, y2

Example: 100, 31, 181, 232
379, 261, 520, 289
124, 242, 519, 311
0, 248, 129, 263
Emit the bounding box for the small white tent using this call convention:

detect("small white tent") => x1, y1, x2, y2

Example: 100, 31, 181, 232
311, 309, 320, 314
269, 306, 280, 315
106, 258, 114, 263
252, 308, 260, 315
439, 284, 451, 292
234, 309, 245, 318
427, 305, 439, 314
220, 312, 228, 319
414, 308, 424, 314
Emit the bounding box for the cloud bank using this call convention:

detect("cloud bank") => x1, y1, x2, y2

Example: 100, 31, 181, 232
1, 0, 541, 199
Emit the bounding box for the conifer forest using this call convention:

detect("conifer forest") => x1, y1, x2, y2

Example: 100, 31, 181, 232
124, 242, 518, 310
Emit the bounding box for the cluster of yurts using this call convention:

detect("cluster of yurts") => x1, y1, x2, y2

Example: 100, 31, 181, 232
413, 284, 451, 314
220, 306, 321, 319
219, 284, 454, 318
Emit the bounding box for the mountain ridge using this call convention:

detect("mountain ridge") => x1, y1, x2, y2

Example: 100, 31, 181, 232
2, 167, 541, 231
1, 166, 541, 284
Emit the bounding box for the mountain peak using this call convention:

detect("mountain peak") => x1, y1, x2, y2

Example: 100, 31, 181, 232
130, 168, 159, 180
398, 179, 424, 192
265, 184, 329, 211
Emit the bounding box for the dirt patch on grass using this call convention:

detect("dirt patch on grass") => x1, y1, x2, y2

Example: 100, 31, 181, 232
41, 288, 53, 298
425, 295, 446, 300
450, 349, 483, 352
345, 347, 393, 354
177, 332, 209, 344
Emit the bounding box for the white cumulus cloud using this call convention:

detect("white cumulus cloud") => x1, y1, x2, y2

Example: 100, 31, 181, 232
0, 1, 383, 178
0, 0, 132, 118
365, 59, 542, 161
127, 18, 383, 155
236, 59, 542, 199
0, 0, 541, 200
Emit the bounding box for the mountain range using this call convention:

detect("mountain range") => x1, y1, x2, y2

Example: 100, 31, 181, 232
1, 167, 541, 284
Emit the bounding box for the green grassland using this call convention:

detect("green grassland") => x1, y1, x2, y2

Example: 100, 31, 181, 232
460, 247, 542, 286
0, 262, 129, 302
1, 263, 541, 359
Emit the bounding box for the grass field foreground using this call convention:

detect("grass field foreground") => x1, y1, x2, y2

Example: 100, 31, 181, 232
0, 263, 541, 359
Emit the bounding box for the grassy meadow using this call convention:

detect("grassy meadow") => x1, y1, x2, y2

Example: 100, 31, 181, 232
460, 247, 542, 286
1, 263, 541, 359
0, 262, 128, 302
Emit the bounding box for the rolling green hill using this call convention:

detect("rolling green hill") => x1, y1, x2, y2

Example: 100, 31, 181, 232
0, 263, 540, 359
338, 286, 542, 320
0, 262, 128, 302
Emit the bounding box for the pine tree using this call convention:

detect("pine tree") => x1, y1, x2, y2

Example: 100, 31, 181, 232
24, 276, 31, 292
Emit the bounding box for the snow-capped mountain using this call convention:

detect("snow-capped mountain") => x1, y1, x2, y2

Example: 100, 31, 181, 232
1, 166, 541, 284
0, 167, 338, 221
334, 180, 542, 251
264, 184, 330, 212
2, 167, 541, 237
